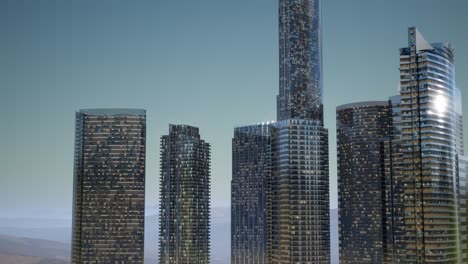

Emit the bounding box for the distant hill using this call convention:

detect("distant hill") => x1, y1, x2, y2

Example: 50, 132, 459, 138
0, 207, 338, 264
0, 235, 69, 264
0, 254, 68, 264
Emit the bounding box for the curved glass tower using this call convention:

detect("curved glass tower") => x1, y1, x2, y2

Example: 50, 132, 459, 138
399, 27, 459, 263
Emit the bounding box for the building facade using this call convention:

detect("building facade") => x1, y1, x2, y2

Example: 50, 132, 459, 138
71, 109, 146, 264
269, 119, 330, 264
399, 27, 460, 263
231, 124, 272, 264
381, 96, 406, 264
336, 102, 390, 264
159, 125, 211, 264
277, 0, 323, 122
269, 0, 330, 263
232, 0, 329, 263
459, 155, 468, 263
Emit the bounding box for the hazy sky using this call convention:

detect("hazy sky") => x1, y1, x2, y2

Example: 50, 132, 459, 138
2, 0, 468, 211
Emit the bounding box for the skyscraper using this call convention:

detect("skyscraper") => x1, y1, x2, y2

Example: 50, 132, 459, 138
399, 27, 460, 263
336, 28, 465, 264
336, 102, 390, 264
400, 28, 459, 263
71, 109, 146, 264
159, 124, 211, 264
269, 0, 330, 263
231, 124, 272, 264
231, 0, 329, 262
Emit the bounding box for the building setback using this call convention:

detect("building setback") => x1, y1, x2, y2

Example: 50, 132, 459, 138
71, 109, 146, 264
269, 0, 330, 263
231, 0, 330, 262
336, 102, 390, 264
231, 124, 272, 264
159, 124, 211, 264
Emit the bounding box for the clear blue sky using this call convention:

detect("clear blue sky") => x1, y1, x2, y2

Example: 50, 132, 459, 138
2, 0, 468, 211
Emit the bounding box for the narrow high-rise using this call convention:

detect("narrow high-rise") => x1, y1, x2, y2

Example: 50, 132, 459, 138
336, 102, 390, 264
159, 124, 211, 264
277, 0, 322, 122
71, 109, 146, 264
399, 27, 460, 263
231, 124, 272, 264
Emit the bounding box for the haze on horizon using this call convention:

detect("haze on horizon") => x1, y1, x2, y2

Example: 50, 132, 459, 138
2, 0, 468, 214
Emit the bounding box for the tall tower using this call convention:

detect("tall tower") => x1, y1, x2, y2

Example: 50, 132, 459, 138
231, 1, 329, 263
277, 0, 323, 122
159, 125, 211, 264
231, 124, 272, 264
269, 0, 330, 263
71, 109, 146, 264
336, 102, 390, 264
399, 27, 459, 263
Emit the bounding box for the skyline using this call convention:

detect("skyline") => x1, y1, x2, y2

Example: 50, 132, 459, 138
3, 0, 468, 211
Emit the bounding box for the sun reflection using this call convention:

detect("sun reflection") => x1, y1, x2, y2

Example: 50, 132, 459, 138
434, 94, 448, 114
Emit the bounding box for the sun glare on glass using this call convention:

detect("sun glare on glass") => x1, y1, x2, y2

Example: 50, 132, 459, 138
433, 94, 448, 114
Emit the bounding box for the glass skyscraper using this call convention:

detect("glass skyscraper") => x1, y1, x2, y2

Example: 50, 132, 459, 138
399, 27, 460, 263
231, 124, 272, 264
231, 0, 329, 263
269, 0, 330, 263
71, 109, 146, 264
336, 102, 390, 264
269, 119, 329, 264
336, 28, 465, 264
159, 124, 211, 264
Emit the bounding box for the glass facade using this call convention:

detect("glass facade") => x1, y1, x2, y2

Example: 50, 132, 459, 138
268, 119, 330, 264
231, 1, 329, 263
382, 96, 406, 264
277, 0, 323, 122
399, 27, 460, 263
159, 125, 211, 264
71, 109, 146, 264
231, 124, 272, 264
336, 102, 390, 264
459, 156, 468, 263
